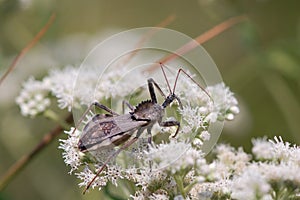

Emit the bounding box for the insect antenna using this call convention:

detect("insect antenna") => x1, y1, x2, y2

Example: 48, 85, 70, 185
173, 68, 214, 103
159, 62, 172, 94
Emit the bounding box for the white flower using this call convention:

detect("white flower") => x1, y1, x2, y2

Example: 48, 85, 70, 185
215, 144, 236, 166
252, 137, 274, 160
213, 144, 251, 178
269, 136, 300, 164
200, 131, 210, 141
259, 162, 300, 185
149, 192, 169, 200
179, 105, 206, 133
146, 140, 204, 174
16, 77, 51, 117
135, 168, 168, 191
76, 166, 108, 190
231, 165, 271, 200
58, 127, 82, 173
206, 83, 239, 121
189, 179, 231, 199
95, 67, 145, 101
44, 66, 80, 111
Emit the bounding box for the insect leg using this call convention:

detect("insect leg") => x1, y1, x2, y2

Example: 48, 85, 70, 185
72, 102, 119, 135
122, 100, 134, 113
147, 78, 167, 103
83, 128, 144, 194
146, 126, 153, 171
146, 126, 152, 144
159, 120, 180, 138
92, 102, 119, 116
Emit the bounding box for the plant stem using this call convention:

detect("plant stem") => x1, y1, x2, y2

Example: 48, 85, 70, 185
0, 13, 56, 86
0, 114, 73, 191
184, 180, 198, 195
44, 109, 70, 129
174, 174, 186, 198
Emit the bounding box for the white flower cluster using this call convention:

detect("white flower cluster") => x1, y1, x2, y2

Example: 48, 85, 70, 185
16, 65, 144, 116
58, 127, 82, 173
176, 76, 239, 145
145, 140, 205, 174
16, 66, 80, 116
175, 73, 239, 123
15, 77, 51, 117
189, 136, 300, 200
16, 62, 300, 199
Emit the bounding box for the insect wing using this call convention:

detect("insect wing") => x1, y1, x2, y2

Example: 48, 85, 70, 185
78, 114, 120, 151
78, 114, 148, 152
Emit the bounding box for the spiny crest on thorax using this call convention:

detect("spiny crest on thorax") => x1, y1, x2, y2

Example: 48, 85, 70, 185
130, 100, 154, 118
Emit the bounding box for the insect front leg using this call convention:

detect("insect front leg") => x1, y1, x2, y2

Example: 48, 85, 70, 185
159, 120, 180, 138
147, 78, 167, 103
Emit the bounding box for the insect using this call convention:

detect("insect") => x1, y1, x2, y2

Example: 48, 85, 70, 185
75, 63, 211, 194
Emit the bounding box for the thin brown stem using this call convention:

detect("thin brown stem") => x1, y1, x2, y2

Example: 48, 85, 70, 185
0, 13, 56, 86
0, 114, 73, 191
147, 15, 248, 72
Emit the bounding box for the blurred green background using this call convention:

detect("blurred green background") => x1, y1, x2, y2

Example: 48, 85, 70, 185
0, 0, 299, 199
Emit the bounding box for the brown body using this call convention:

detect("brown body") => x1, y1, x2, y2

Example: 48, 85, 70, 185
78, 100, 166, 152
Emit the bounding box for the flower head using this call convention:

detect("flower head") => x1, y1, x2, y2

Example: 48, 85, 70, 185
231, 165, 271, 200
146, 140, 205, 174
16, 77, 51, 117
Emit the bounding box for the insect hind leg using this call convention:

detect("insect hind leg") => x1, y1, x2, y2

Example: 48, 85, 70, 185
83, 128, 144, 194
92, 102, 119, 116
72, 102, 119, 135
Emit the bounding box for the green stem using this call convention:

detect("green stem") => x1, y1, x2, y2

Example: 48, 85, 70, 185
174, 174, 186, 198
44, 109, 70, 129
184, 180, 198, 195
103, 184, 126, 200
0, 114, 73, 191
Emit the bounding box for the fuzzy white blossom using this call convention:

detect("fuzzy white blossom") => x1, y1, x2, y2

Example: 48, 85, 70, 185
269, 136, 300, 164
43, 66, 81, 111
58, 127, 82, 173
76, 166, 108, 190
260, 162, 300, 185
252, 137, 274, 160
175, 74, 239, 123
231, 166, 271, 200
16, 77, 51, 117
179, 105, 206, 134
207, 83, 239, 121
146, 140, 205, 174
200, 130, 211, 141
16, 65, 146, 114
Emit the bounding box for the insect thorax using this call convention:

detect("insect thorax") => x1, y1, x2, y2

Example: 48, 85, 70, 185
131, 100, 164, 122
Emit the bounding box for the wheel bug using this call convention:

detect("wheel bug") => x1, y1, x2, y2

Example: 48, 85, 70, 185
75, 63, 211, 194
